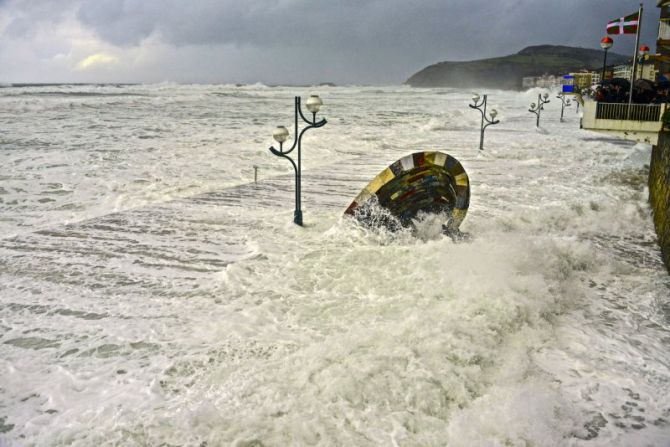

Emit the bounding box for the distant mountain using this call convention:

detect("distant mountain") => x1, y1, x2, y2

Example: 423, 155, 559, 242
405, 45, 631, 90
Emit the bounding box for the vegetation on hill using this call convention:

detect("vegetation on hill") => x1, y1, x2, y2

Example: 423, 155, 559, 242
405, 45, 630, 90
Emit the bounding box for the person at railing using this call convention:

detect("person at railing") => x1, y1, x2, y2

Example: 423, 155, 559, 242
593, 85, 605, 102
609, 85, 627, 103
594, 80, 670, 105
652, 88, 670, 104
634, 86, 656, 104
651, 80, 670, 104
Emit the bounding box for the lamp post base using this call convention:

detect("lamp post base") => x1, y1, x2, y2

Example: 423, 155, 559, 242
294, 209, 303, 226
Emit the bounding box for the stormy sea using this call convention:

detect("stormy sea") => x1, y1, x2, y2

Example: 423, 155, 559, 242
0, 83, 669, 446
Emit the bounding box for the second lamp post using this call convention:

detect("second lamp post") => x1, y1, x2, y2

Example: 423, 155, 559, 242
269, 95, 326, 226
600, 36, 613, 83
469, 94, 499, 150
639, 45, 650, 80
528, 93, 550, 127
556, 93, 572, 122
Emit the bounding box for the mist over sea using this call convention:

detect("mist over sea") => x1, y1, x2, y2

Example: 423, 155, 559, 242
0, 83, 669, 446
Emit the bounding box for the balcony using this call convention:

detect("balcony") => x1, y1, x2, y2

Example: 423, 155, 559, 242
581, 101, 667, 144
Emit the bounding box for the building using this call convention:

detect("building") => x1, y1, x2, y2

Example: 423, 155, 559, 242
657, 1, 670, 79
591, 72, 602, 86
569, 71, 601, 90
613, 64, 633, 80
611, 62, 656, 81
520, 75, 561, 89
524, 71, 605, 91
639, 55, 658, 81
535, 75, 560, 88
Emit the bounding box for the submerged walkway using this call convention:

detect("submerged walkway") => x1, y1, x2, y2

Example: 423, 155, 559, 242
1, 132, 669, 445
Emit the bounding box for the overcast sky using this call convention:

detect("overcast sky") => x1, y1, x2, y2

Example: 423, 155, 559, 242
0, 0, 661, 85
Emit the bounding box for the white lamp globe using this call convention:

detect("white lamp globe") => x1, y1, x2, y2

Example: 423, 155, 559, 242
273, 126, 289, 143
305, 95, 323, 114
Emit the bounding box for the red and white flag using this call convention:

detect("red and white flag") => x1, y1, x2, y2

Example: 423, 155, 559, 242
607, 11, 640, 35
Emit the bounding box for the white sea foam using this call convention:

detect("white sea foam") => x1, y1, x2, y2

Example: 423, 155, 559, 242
0, 84, 668, 445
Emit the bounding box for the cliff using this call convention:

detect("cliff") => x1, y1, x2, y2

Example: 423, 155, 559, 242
405, 45, 630, 90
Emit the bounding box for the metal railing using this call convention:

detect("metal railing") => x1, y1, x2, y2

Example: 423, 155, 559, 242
595, 103, 662, 121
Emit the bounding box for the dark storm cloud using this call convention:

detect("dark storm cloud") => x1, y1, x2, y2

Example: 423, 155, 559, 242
0, 0, 662, 83
1, 0, 78, 38
1, 0, 76, 22
74, 0, 659, 54
75, 0, 432, 49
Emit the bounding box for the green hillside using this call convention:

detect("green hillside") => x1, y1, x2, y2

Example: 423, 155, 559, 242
405, 45, 630, 90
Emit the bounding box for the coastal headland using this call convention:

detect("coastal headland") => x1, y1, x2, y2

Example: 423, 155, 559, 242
406, 45, 629, 90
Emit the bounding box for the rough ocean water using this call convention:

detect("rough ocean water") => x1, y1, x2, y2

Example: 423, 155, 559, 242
0, 83, 669, 446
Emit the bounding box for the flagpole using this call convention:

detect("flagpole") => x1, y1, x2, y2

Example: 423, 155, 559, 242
628, 3, 643, 109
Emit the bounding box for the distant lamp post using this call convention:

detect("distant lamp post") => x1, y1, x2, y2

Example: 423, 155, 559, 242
556, 93, 572, 122
268, 95, 326, 226
600, 36, 614, 82
580, 87, 590, 106
638, 45, 650, 79
578, 88, 591, 113
528, 93, 550, 127
468, 94, 500, 150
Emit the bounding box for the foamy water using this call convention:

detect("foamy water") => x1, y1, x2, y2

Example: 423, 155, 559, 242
0, 84, 669, 446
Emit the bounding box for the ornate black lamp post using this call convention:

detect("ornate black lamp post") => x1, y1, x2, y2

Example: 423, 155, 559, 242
528, 93, 550, 127
469, 93, 499, 150
600, 36, 613, 83
556, 93, 572, 122
268, 95, 326, 226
